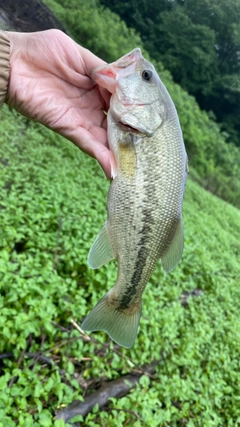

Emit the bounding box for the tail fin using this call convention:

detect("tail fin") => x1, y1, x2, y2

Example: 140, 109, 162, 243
81, 293, 141, 348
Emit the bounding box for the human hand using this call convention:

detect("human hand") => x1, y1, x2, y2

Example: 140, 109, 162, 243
6, 29, 115, 178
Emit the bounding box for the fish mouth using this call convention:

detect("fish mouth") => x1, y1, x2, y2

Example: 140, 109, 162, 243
121, 100, 152, 107
118, 121, 142, 134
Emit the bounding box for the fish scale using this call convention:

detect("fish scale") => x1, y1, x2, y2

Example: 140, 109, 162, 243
109, 132, 182, 296
81, 48, 187, 348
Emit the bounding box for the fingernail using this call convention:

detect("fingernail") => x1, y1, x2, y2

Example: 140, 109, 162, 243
110, 153, 118, 179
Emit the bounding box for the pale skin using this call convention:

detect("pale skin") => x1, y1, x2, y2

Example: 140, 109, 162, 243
6, 29, 115, 178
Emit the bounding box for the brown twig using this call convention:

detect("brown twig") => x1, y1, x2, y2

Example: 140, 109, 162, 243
55, 363, 156, 422
105, 407, 143, 421
0, 352, 13, 360
70, 319, 91, 342
8, 345, 27, 388
130, 368, 156, 380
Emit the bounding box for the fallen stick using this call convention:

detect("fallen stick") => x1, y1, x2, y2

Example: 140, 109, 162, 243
55, 364, 156, 422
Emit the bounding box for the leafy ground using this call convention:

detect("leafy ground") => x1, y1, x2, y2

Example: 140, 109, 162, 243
1, 105, 240, 426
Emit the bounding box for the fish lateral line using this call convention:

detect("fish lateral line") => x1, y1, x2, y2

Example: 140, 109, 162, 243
84, 47, 188, 348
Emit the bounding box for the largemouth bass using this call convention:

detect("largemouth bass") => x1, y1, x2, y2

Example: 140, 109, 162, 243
81, 48, 188, 348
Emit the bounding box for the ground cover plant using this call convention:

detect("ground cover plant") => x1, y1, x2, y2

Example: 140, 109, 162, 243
0, 104, 240, 426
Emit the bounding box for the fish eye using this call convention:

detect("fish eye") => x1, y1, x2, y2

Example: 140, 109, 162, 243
142, 70, 153, 81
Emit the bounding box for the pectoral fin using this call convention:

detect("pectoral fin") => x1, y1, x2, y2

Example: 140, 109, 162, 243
88, 221, 115, 269
161, 219, 184, 273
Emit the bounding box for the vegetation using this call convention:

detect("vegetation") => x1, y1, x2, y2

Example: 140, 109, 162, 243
43, 0, 144, 62
99, 0, 240, 147
1, 104, 240, 426
1, 0, 240, 425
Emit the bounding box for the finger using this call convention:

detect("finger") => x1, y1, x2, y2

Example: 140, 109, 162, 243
77, 44, 107, 77
56, 123, 113, 178
74, 130, 113, 179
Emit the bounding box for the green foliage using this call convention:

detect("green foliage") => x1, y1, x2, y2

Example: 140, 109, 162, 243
146, 6, 218, 95
100, 0, 240, 146
43, 0, 143, 62
1, 105, 240, 425
1, 1, 240, 425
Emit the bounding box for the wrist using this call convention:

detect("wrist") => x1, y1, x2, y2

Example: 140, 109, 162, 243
0, 30, 10, 106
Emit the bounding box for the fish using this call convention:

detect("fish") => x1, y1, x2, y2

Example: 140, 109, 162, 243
81, 48, 188, 348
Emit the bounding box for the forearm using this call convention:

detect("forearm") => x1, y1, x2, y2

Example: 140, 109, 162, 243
0, 30, 10, 106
